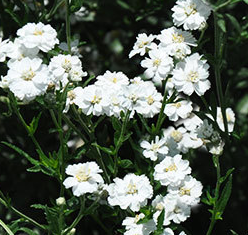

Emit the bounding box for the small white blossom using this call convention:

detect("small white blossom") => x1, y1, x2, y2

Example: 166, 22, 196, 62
63, 162, 104, 197
141, 48, 173, 82
17, 22, 59, 52
0, 38, 10, 62
172, 53, 210, 96
4, 57, 50, 103
129, 33, 156, 58
157, 27, 197, 59
107, 173, 153, 212
168, 175, 203, 206
140, 136, 168, 161
164, 99, 193, 122
154, 154, 191, 186
172, 0, 212, 30
74, 85, 109, 116
64, 87, 84, 113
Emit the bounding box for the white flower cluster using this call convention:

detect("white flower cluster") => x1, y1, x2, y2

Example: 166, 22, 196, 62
0, 22, 87, 103
67, 72, 162, 118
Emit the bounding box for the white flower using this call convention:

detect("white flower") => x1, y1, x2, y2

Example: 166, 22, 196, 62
216, 107, 235, 132
64, 87, 84, 113
152, 195, 170, 226
129, 33, 156, 58
5, 57, 50, 103
122, 213, 156, 235
161, 228, 174, 235
171, 0, 212, 30
74, 85, 109, 116
176, 111, 203, 131
141, 48, 173, 81
95, 70, 129, 88
107, 173, 153, 212
63, 162, 104, 197
5, 38, 39, 66
17, 22, 59, 52
164, 195, 191, 224
168, 175, 203, 206
157, 27, 197, 59
196, 119, 214, 140
172, 53, 210, 96
164, 99, 193, 122
0, 38, 10, 62
49, 54, 87, 89
135, 85, 163, 118
140, 136, 168, 161
154, 154, 191, 186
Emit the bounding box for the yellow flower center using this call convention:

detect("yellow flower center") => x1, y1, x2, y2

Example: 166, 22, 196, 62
138, 41, 148, 48
151, 143, 160, 152
153, 59, 161, 67
33, 28, 43, 36
91, 95, 101, 104
62, 59, 72, 73
67, 90, 76, 100
147, 95, 154, 105
165, 163, 177, 172
172, 33, 184, 43
180, 187, 191, 196
170, 130, 183, 142
127, 182, 138, 195
155, 203, 164, 211
112, 77, 117, 83
184, 4, 197, 16
173, 102, 181, 108
75, 168, 90, 182
187, 71, 199, 83
22, 68, 35, 81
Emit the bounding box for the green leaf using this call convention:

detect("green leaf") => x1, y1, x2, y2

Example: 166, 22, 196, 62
119, 159, 133, 169
44, 206, 60, 233
220, 168, 235, 184
243, 0, 248, 4
104, 155, 115, 174
18, 227, 39, 235
31, 204, 47, 210
216, 174, 233, 217
70, 0, 84, 13
1, 141, 39, 166
217, 18, 226, 32
156, 209, 165, 230
230, 229, 240, 235
27, 165, 42, 173
226, 14, 241, 32
111, 116, 122, 131
237, 94, 248, 114
27, 112, 42, 135
91, 143, 114, 155
4, 9, 22, 26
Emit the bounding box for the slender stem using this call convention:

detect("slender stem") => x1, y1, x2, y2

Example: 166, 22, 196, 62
90, 215, 112, 235
0, 198, 46, 231
137, 113, 151, 134
113, 111, 130, 177
0, 219, 14, 235
65, 0, 71, 53
9, 94, 45, 157
206, 155, 221, 235
213, 13, 229, 139
214, 0, 232, 11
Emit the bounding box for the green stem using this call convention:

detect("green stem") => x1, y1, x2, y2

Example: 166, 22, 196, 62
113, 111, 131, 177
0, 198, 46, 231
206, 155, 221, 235
0, 219, 14, 235
213, 13, 229, 139
65, 0, 71, 53
214, 0, 232, 11
9, 94, 45, 157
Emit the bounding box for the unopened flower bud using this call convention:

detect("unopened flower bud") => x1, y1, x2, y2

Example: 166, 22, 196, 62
68, 228, 76, 235
56, 197, 66, 206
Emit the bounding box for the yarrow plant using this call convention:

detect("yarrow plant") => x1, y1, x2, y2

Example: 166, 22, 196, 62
0, 0, 244, 234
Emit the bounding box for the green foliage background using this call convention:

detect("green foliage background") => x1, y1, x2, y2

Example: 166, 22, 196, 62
0, 0, 248, 234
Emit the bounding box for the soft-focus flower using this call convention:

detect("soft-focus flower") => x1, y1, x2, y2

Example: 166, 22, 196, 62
129, 33, 156, 58
17, 22, 59, 52
107, 173, 153, 212
157, 27, 197, 59
122, 213, 156, 235
216, 107, 235, 132
171, 0, 212, 30
154, 154, 191, 186
0, 37, 10, 62
63, 162, 104, 197
172, 53, 210, 96
140, 136, 168, 161
4, 57, 50, 103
